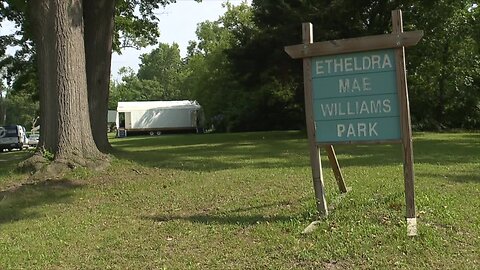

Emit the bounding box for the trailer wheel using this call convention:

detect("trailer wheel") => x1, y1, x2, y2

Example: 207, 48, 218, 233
156, 131, 162, 136
149, 131, 155, 136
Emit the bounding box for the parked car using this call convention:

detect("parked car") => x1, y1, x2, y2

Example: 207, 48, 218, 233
28, 134, 39, 147
0, 125, 28, 152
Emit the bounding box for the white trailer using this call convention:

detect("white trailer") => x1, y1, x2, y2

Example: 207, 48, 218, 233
116, 100, 203, 136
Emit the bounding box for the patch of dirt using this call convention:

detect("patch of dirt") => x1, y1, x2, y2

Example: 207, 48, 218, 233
17, 153, 49, 174
17, 152, 111, 182
323, 261, 344, 269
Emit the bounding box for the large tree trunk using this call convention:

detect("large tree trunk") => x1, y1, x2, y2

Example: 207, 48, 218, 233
24, 0, 106, 176
29, 0, 58, 153
83, 0, 115, 153
54, 0, 101, 163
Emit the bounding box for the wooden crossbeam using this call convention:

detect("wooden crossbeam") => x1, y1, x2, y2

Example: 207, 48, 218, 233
285, 30, 423, 59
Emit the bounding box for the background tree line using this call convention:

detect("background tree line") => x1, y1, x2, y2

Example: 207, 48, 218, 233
112, 0, 479, 132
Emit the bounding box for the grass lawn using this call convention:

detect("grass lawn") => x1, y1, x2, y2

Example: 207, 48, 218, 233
0, 131, 478, 269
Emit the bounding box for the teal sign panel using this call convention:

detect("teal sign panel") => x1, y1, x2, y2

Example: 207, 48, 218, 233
311, 49, 401, 143
313, 72, 397, 99
315, 117, 401, 142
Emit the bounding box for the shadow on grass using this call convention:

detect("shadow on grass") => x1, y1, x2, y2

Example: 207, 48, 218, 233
324, 133, 480, 167
0, 150, 31, 179
0, 179, 83, 226
142, 200, 301, 226
111, 131, 311, 172
417, 171, 480, 183
111, 131, 480, 174
144, 213, 294, 226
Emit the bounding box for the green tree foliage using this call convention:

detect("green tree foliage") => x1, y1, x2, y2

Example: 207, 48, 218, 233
0, 57, 37, 128
184, 2, 260, 132
137, 42, 186, 98
215, 0, 409, 131
223, 0, 479, 131
109, 68, 166, 109
2, 89, 38, 130
109, 42, 187, 109
405, 1, 480, 129
110, 68, 149, 109
0, 62, 38, 129
114, 0, 178, 51
0, 1, 38, 104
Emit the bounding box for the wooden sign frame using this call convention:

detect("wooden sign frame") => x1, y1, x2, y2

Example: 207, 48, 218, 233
285, 10, 422, 236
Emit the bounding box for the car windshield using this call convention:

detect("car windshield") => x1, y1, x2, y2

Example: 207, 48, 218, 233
0, 126, 19, 137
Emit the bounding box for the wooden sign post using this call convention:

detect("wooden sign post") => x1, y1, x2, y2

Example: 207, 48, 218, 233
285, 10, 422, 236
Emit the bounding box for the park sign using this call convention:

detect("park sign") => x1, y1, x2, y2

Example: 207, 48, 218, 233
285, 10, 423, 236
312, 49, 400, 143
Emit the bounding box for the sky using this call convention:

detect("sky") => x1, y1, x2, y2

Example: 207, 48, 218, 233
111, 0, 251, 80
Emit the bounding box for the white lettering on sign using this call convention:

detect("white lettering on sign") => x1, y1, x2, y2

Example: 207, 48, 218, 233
337, 122, 378, 138
339, 77, 372, 93
320, 99, 391, 118
315, 54, 393, 75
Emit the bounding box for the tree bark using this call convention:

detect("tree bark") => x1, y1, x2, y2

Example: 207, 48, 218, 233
54, 0, 102, 163
28, 0, 58, 153
83, 0, 115, 153
25, 0, 106, 175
